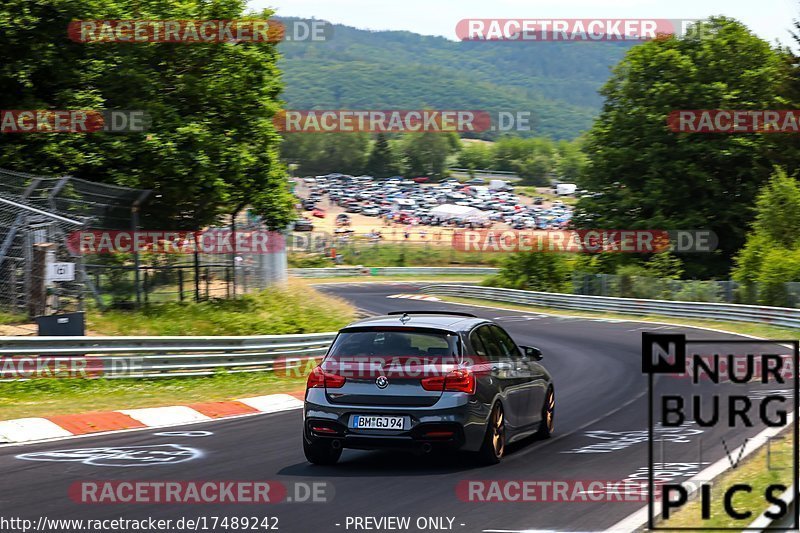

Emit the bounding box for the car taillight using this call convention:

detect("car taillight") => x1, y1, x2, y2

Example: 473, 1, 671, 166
421, 369, 475, 394
306, 366, 346, 389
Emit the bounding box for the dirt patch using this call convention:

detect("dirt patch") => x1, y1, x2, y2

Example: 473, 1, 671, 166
0, 323, 37, 336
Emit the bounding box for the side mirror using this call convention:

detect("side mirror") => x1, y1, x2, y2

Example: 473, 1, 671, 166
520, 346, 543, 361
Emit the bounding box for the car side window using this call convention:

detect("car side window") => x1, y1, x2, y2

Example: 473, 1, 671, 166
476, 325, 503, 362
489, 325, 520, 361
469, 328, 488, 359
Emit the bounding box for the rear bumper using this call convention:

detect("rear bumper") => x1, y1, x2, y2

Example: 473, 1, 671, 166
303, 390, 489, 452
305, 419, 466, 451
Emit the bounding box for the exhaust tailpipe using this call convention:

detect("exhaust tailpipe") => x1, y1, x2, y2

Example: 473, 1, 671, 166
331, 439, 342, 450
421, 443, 433, 454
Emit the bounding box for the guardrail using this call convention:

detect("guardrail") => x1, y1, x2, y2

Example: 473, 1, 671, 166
290, 267, 499, 278
418, 285, 800, 329
0, 333, 337, 379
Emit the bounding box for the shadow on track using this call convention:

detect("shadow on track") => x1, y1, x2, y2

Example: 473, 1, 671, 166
277, 435, 547, 477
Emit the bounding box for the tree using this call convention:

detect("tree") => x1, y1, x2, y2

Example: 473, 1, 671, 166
574, 17, 796, 278
513, 155, 551, 185
281, 133, 369, 176
0, 0, 294, 229
456, 142, 494, 170
765, 7, 800, 171
364, 134, 400, 177
555, 139, 587, 182
733, 168, 800, 305
322, 133, 369, 175
400, 132, 460, 179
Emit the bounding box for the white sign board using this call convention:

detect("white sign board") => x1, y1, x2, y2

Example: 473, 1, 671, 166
47, 262, 75, 282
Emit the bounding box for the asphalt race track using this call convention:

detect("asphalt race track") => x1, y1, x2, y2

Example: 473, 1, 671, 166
0, 282, 794, 533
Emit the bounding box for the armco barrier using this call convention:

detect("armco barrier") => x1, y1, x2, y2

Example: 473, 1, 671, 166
0, 333, 336, 379
418, 285, 800, 329
289, 267, 499, 277
4, 284, 797, 382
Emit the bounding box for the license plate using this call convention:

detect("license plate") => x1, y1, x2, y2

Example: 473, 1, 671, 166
351, 415, 406, 430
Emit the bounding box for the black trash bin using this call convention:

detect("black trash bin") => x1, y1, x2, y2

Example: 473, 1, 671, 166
35, 312, 86, 336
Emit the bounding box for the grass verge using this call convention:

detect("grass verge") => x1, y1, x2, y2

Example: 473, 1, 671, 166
336, 245, 504, 267
302, 274, 492, 284
1, 280, 346, 420
0, 372, 307, 421
0, 311, 27, 325
87, 279, 355, 336
659, 429, 794, 529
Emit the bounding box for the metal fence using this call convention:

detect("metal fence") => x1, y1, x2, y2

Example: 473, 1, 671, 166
0, 333, 336, 380
0, 169, 289, 315
82, 233, 288, 309
0, 168, 150, 317
571, 272, 800, 309
289, 266, 499, 277
420, 284, 800, 330
0, 193, 89, 317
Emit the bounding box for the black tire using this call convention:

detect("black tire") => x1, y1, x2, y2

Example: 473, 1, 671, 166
477, 403, 505, 465
535, 386, 555, 439
303, 436, 342, 465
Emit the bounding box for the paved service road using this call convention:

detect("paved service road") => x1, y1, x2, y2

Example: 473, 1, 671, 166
0, 283, 791, 532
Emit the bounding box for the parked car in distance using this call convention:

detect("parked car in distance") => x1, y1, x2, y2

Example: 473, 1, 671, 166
293, 218, 314, 231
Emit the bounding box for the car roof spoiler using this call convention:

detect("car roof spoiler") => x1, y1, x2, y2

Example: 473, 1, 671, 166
387, 310, 477, 318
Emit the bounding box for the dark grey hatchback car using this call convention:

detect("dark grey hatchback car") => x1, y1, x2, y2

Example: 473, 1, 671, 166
303, 311, 554, 465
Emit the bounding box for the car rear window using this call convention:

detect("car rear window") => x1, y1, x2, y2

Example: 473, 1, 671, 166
327, 329, 460, 363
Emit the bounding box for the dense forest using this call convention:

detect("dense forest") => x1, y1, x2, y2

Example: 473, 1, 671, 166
278, 19, 635, 140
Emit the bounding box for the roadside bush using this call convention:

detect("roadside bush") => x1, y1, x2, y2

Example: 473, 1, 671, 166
288, 253, 331, 268
755, 247, 800, 307
672, 281, 725, 303
485, 252, 573, 292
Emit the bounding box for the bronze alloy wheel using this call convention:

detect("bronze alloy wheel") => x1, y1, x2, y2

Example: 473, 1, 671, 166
535, 387, 555, 439
491, 405, 505, 458
545, 388, 555, 433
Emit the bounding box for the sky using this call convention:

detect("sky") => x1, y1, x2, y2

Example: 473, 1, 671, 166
249, 0, 797, 47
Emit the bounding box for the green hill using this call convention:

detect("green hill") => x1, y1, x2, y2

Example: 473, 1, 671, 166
277, 19, 635, 140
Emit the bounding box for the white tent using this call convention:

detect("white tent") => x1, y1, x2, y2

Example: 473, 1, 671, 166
429, 204, 486, 221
